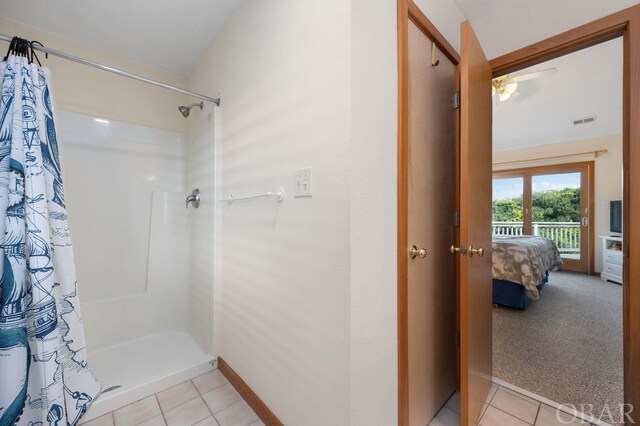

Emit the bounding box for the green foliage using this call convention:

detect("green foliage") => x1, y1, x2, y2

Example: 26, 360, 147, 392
492, 187, 581, 222
532, 187, 581, 222
492, 198, 523, 222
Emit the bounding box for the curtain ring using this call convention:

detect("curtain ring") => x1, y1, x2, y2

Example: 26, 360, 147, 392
30, 41, 46, 66
4, 36, 18, 61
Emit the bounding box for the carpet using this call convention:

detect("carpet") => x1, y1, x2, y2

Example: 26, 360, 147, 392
493, 270, 623, 424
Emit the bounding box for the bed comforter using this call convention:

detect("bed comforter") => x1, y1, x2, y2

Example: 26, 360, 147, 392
492, 235, 563, 300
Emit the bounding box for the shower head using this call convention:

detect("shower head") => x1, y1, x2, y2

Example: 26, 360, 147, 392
178, 101, 204, 118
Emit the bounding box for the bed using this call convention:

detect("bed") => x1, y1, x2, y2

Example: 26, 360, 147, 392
492, 235, 563, 309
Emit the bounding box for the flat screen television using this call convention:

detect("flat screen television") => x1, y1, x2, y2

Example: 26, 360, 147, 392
611, 200, 622, 234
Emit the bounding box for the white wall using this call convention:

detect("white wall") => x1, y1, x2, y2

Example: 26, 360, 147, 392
493, 134, 623, 273
186, 110, 217, 355
187, 1, 351, 424
185, 0, 466, 424
349, 0, 398, 425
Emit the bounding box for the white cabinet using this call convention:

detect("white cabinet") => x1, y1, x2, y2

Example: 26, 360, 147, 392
601, 236, 623, 284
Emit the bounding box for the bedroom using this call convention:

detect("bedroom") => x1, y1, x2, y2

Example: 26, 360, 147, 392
490, 37, 624, 424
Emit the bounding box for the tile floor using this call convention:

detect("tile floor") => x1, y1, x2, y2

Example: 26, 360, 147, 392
430, 384, 597, 426
83, 370, 265, 426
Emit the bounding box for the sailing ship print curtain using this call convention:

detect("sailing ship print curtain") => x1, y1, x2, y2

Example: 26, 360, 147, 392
0, 55, 99, 425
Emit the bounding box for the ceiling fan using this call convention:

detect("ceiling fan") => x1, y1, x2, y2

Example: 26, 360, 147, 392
492, 68, 557, 102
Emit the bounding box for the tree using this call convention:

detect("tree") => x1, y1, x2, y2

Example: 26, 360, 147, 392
492, 187, 581, 222
531, 187, 581, 222
492, 197, 523, 222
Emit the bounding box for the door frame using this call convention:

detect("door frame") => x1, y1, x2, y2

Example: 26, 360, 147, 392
397, 3, 640, 425
493, 161, 595, 274
490, 6, 640, 420
397, 1, 460, 424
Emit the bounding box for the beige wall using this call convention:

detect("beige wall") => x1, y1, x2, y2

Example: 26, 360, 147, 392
493, 134, 623, 273
188, 1, 351, 424
1, 17, 188, 133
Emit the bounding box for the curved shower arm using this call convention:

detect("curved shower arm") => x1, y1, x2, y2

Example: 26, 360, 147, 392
186, 189, 201, 208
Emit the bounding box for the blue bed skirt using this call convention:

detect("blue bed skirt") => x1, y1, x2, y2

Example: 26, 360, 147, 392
492, 272, 549, 310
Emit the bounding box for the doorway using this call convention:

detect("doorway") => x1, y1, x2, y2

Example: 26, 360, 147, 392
397, 3, 640, 426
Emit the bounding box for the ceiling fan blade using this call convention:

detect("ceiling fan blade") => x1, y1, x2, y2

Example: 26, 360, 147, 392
510, 67, 557, 83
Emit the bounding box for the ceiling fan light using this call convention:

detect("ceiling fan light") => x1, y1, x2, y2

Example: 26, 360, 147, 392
499, 91, 511, 102
505, 82, 518, 94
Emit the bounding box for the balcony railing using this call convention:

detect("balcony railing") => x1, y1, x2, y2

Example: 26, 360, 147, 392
492, 221, 581, 254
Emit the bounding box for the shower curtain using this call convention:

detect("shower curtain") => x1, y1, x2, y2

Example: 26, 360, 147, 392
0, 56, 99, 425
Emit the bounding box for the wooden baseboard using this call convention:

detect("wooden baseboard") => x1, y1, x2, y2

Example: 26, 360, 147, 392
217, 357, 284, 426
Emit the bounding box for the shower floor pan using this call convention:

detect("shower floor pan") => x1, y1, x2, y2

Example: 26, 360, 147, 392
80, 331, 215, 423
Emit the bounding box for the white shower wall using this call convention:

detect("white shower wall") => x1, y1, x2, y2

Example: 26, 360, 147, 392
55, 110, 214, 360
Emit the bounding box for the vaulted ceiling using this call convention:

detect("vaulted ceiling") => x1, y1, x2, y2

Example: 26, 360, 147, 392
0, 0, 243, 75
0, 0, 635, 150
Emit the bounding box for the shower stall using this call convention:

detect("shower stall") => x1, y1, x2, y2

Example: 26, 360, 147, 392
55, 108, 216, 420
0, 33, 219, 423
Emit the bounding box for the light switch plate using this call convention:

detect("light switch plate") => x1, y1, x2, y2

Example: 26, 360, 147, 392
294, 168, 312, 197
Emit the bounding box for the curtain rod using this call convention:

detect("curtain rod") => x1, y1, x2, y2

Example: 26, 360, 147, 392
0, 34, 220, 106
493, 149, 608, 166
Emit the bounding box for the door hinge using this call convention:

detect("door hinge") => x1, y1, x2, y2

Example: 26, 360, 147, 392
453, 92, 461, 109
455, 329, 461, 346
453, 211, 460, 227
624, 244, 630, 258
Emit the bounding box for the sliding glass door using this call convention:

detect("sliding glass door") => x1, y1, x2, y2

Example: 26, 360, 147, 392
492, 175, 527, 235
492, 162, 593, 273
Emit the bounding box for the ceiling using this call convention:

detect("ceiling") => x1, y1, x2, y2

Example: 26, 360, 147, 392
451, 0, 629, 151
453, 0, 639, 59
452, 0, 510, 22
0, 0, 630, 150
492, 37, 622, 152
0, 0, 243, 75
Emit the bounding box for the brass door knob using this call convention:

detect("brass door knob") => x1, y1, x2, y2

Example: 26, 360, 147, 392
469, 245, 484, 257
450, 245, 467, 256
409, 245, 427, 259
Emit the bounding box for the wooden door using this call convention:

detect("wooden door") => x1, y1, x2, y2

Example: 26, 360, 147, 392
406, 20, 457, 425
458, 21, 493, 426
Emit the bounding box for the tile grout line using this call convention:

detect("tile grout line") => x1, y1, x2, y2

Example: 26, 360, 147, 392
97, 373, 259, 426
488, 385, 499, 405
190, 377, 216, 426
209, 389, 243, 417
491, 404, 536, 425
493, 378, 613, 426
195, 395, 212, 426
478, 387, 496, 426
443, 406, 459, 416
532, 403, 541, 426
492, 385, 543, 424
155, 394, 168, 426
